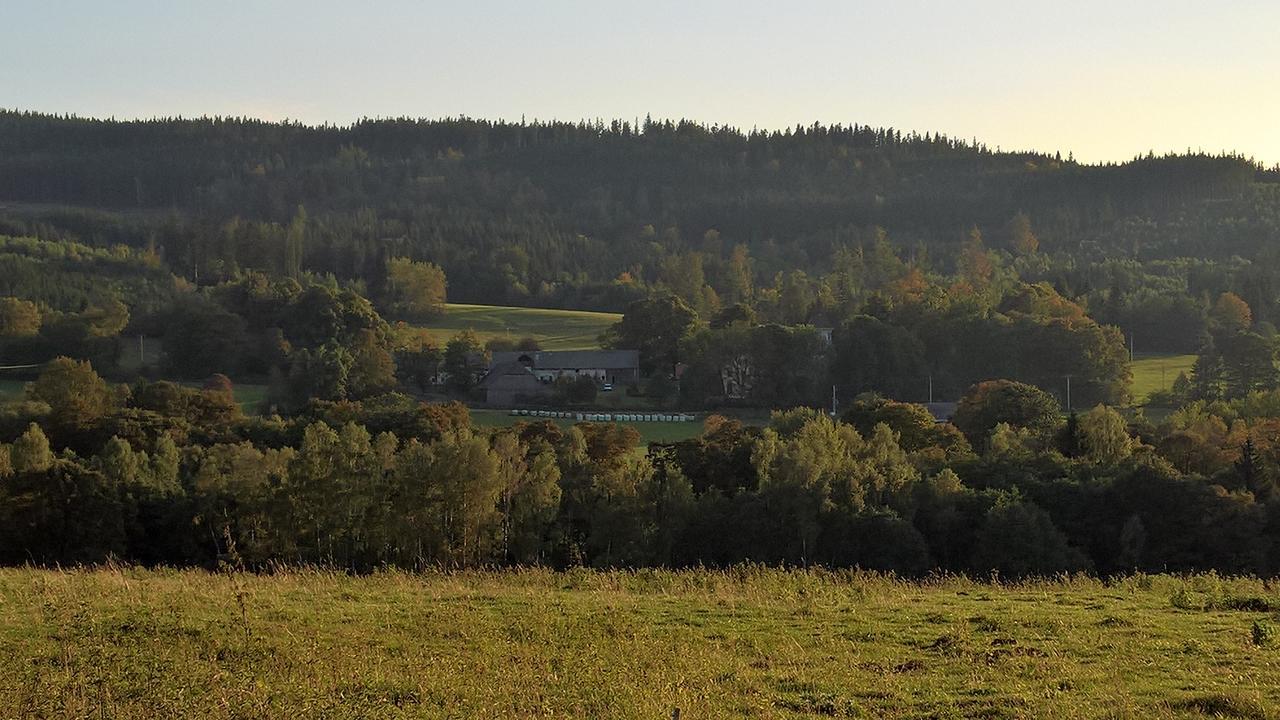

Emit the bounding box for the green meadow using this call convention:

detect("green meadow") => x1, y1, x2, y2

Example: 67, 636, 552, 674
3, 568, 1279, 718
1131, 353, 1198, 404
227, 383, 270, 414
0, 378, 23, 401
424, 303, 621, 350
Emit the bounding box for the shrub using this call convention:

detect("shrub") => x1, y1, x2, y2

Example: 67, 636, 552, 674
1251, 620, 1276, 648
1170, 586, 1200, 611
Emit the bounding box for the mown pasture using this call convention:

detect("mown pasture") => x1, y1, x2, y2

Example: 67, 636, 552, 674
1131, 353, 1197, 405
423, 303, 621, 350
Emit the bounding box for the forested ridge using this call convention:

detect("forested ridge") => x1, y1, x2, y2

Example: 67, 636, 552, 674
4, 112, 1279, 399
1, 110, 1276, 320
2, 111, 1280, 577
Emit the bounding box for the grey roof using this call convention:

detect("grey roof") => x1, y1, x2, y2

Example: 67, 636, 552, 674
491, 350, 640, 370
478, 361, 542, 388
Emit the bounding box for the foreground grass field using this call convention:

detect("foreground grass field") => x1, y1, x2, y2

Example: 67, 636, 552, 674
424, 303, 621, 350
3, 568, 1279, 719
1132, 353, 1197, 404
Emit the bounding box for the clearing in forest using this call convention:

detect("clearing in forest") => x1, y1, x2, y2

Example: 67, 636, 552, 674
1131, 353, 1197, 404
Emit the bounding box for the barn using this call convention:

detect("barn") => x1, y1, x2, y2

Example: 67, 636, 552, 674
489, 350, 641, 386
478, 361, 551, 406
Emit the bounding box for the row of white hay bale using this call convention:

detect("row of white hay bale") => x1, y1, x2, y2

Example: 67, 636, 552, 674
508, 409, 696, 422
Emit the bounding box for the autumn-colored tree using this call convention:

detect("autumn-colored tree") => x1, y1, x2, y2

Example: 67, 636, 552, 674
81, 298, 130, 337
1006, 212, 1039, 255
724, 243, 753, 305
29, 357, 115, 429
1000, 283, 1087, 326
385, 257, 448, 320
203, 373, 234, 395
885, 266, 929, 306
347, 328, 398, 398
1210, 292, 1252, 334
957, 226, 994, 292
0, 297, 41, 337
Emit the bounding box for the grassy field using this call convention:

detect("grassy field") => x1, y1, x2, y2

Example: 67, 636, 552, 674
470, 408, 706, 444
423, 303, 621, 350
0, 378, 24, 401
3, 568, 1279, 718
1131, 353, 1197, 404
230, 383, 270, 414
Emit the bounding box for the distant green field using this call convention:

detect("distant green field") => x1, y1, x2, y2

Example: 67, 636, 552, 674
1131, 353, 1197, 404
6, 568, 1280, 718
424, 303, 621, 350
470, 408, 706, 444
231, 383, 269, 414
0, 379, 25, 401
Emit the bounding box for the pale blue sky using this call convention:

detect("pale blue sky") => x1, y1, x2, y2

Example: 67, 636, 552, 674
4, 1, 1278, 164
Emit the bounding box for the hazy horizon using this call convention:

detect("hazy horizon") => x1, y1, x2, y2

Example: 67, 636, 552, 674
5, 0, 1279, 165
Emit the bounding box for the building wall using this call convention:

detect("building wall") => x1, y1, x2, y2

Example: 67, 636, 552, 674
532, 368, 639, 384
482, 377, 550, 407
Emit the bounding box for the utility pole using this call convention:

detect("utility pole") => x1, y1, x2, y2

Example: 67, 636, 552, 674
1065, 375, 1073, 411
831, 385, 837, 417
927, 374, 933, 404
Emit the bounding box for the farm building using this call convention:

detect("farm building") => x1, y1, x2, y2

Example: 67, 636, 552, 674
490, 350, 641, 386
478, 361, 551, 406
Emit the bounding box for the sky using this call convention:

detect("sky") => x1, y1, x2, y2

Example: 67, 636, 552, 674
4, 0, 1279, 165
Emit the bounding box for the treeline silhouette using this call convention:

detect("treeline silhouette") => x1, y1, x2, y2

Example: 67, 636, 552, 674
2, 359, 1279, 576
